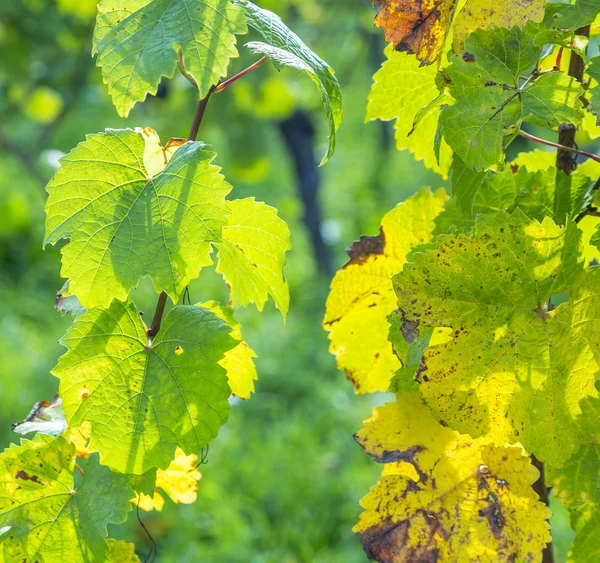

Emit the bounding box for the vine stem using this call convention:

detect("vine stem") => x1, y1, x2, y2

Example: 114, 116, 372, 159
147, 86, 217, 338
518, 130, 600, 164
214, 56, 268, 93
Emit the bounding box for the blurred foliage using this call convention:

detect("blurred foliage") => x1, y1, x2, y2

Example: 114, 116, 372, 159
0, 0, 450, 561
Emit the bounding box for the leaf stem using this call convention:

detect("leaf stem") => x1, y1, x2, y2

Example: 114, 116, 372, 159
147, 86, 217, 338
214, 56, 268, 93
531, 455, 553, 563
75, 463, 85, 476
518, 130, 600, 164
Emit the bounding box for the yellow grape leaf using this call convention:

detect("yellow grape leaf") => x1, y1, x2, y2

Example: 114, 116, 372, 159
132, 448, 201, 512
354, 394, 551, 562
106, 539, 140, 563
452, 0, 546, 51
373, 0, 459, 65
323, 188, 448, 394
367, 45, 452, 178
62, 421, 93, 458
200, 301, 258, 400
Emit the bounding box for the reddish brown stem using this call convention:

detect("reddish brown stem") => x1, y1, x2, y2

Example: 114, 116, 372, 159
147, 87, 216, 338
214, 56, 268, 93
519, 130, 600, 164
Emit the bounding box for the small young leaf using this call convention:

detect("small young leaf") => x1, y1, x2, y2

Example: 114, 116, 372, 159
323, 188, 448, 394
93, 0, 247, 117
354, 395, 551, 562
0, 436, 133, 563
216, 198, 291, 319
395, 211, 600, 466
372, 0, 459, 65
53, 299, 237, 474
200, 301, 258, 400
106, 539, 140, 563
45, 128, 231, 309
367, 46, 452, 178
233, 0, 342, 165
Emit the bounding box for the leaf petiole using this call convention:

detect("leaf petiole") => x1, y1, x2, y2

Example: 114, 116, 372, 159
214, 56, 268, 93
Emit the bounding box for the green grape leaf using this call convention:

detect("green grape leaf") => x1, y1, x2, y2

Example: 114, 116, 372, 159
93, 0, 247, 117
543, 0, 600, 31
216, 197, 291, 318
233, 0, 342, 166
354, 395, 551, 562
53, 299, 237, 474
439, 26, 583, 169
0, 436, 133, 562
569, 509, 600, 562
323, 188, 448, 394
372, 0, 459, 65
549, 443, 600, 510
12, 395, 67, 437
591, 223, 600, 251
107, 539, 140, 562
394, 211, 600, 467
453, 155, 596, 223
200, 301, 258, 399
45, 128, 231, 310
586, 57, 600, 122
452, 0, 546, 51
367, 45, 452, 178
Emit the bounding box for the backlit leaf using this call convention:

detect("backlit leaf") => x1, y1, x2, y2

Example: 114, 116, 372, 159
45, 128, 231, 309
394, 211, 600, 466
323, 188, 448, 394
216, 198, 291, 318
354, 395, 551, 562
367, 46, 452, 178
107, 539, 140, 563
53, 299, 237, 474
234, 0, 342, 165
0, 436, 132, 562
93, 0, 247, 117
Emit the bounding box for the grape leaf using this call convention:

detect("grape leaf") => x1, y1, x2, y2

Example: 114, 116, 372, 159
53, 299, 237, 474
216, 197, 291, 318
45, 128, 231, 310
569, 509, 600, 562
353, 395, 551, 562
394, 211, 600, 466
372, 0, 459, 65
133, 447, 202, 511
93, 0, 247, 117
56, 281, 87, 320
107, 539, 140, 563
586, 57, 600, 122
12, 395, 67, 437
0, 436, 133, 563
201, 301, 257, 399
367, 46, 452, 178
439, 26, 583, 169
452, 0, 546, 51
549, 443, 600, 510
323, 188, 448, 394
234, 0, 342, 166
543, 0, 600, 31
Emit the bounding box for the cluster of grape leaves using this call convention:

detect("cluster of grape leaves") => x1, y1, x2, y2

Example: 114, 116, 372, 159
325, 1, 600, 561
0, 1, 343, 561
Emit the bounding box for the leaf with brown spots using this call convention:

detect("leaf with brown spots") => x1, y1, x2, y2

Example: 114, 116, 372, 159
354, 395, 551, 562
323, 188, 447, 394
373, 0, 459, 65
394, 210, 600, 467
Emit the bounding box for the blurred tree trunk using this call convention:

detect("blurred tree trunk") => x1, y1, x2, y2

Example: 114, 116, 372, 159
278, 110, 333, 277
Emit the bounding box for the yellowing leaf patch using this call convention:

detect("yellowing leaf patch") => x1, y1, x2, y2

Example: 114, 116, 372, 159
354, 395, 551, 562
323, 188, 447, 394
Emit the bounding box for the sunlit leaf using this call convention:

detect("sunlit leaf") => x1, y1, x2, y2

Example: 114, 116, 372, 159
354, 395, 551, 562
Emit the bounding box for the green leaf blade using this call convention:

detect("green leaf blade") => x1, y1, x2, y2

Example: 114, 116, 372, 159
53, 299, 237, 474
94, 0, 247, 117
233, 0, 342, 165
45, 129, 231, 309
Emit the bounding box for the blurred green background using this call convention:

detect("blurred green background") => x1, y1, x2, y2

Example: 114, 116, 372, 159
0, 1, 574, 562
